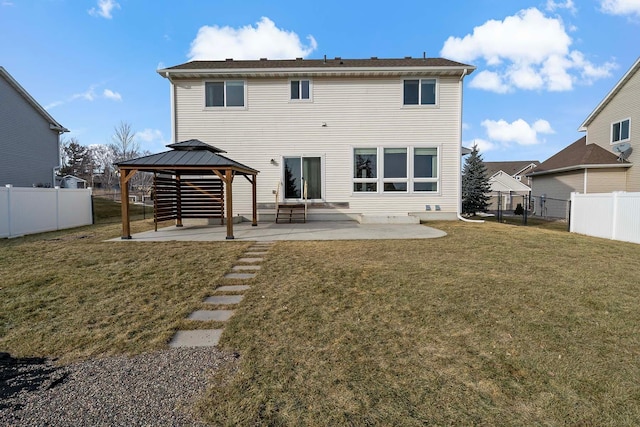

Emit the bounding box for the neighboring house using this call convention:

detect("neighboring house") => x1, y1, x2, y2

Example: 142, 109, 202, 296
0, 66, 69, 187
487, 171, 534, 212
483, 161, 539, 212
57, 175, 87, 189
528, 56, 639, 218
484, 161, 539, 187
157, 57, 475, 221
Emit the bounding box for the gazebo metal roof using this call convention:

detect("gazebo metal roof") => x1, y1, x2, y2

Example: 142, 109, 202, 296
115, 139, 259, 240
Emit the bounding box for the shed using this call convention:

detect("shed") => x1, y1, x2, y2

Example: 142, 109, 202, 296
115, 139, 259, 239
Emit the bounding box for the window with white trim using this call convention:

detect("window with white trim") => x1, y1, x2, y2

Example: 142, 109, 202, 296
612, 118, 630, 144
383, 148, 408, 192
290, 79, 311, 100
353, 147, 439, 193
205, 81, 245, 107
403, 78, 436, 105
413, 148, 438, 192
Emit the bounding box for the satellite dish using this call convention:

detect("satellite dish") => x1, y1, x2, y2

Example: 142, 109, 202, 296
613, 142, 632, 161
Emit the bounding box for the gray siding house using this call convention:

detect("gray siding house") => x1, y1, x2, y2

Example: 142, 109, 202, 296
0, 66, 68, 187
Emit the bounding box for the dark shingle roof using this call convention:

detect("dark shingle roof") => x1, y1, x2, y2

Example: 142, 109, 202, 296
528, 136, 629, 176
484, 161, 540, 177
163, 57, 473, 71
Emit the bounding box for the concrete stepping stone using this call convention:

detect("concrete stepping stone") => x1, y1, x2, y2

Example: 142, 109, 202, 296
205, 295, 244, 305
237, 257, 263, 263
245, 251, 268, 256
232, 265, 261, 271
224, 272, 256, 279
188, 310, 234, 322
169, 329, 223, 347
216, 285, 251, 292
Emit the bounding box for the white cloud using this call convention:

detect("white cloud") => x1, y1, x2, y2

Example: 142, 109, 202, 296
466, 139, 497, 153
469, 70, 511, 93
89, 0, 120, 19
71, 86, 97, 102
481, 118, 554, 146
135, 129, 169, 152
600, 0, 640, 16
103, 89, 122, 101
46, 83, 124, 109
188, 16, 318, 61
2, 2, 15, 6
441, 8, 614, 92
546, 0, 577, 13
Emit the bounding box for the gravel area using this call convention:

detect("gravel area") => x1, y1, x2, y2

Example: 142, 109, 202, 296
1, 348, 237, 426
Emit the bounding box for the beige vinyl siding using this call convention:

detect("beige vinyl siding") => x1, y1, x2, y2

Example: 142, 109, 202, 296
531, 171, 584, 201
585, 68, 640, 192
585, 168, 628, 193
173, 75, 462, 218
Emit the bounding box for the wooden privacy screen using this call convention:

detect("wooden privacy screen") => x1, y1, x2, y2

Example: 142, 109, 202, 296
153, 175, 224, 229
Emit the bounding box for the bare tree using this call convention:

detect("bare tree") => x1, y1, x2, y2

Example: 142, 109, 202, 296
109, 121, 140, 162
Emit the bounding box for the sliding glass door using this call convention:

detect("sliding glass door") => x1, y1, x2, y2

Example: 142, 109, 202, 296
284, 156, 322, 200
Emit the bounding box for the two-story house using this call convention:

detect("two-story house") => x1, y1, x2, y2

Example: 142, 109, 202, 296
157, 57, 475, 222
528, 56, 639, 217
0, 66, 69, 187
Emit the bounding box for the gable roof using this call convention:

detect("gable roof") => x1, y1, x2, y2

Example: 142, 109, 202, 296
0, 66, 69, 133
579, 56, 640, 131
527, 136, 630, 177
489, 171, 532, 192
484, 161, 540, 178
158, 57, 475, 79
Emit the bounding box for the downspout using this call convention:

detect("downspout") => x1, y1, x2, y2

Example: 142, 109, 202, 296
456, 68, 484, 223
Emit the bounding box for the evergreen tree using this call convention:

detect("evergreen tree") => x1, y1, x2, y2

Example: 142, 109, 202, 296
461, 144, 491, 215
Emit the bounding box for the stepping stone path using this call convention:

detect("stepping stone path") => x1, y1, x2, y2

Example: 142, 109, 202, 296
169, 241, 275, 348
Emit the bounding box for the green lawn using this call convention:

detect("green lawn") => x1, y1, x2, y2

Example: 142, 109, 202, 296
2, 215, 640, 425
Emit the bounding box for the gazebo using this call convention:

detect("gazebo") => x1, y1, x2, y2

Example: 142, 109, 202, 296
115, 139, 259, 240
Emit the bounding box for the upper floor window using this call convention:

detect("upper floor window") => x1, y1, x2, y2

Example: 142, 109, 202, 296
291, 79, 311, 101
403, 78, 436, 106
612, 118, 630, 144
205, 81, 245, 107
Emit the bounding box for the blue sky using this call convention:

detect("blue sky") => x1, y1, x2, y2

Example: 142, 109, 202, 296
1, 0, 638, 162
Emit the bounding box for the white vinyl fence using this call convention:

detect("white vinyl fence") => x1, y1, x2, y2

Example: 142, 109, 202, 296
570, 191, 640, 244
0, 185, 93, 238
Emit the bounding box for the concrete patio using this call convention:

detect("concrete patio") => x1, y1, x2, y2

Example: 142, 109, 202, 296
111, 221, 447, 242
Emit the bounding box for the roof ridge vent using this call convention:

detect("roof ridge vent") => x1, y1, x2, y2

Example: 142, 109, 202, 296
405, 56, 412, 59
334, 56, 341, 60
225, 58, 233, 61
371, 56, 378, 60
295, 57, 303, 61
259, 57, 267, 61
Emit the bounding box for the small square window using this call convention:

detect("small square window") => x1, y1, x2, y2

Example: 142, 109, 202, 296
291, 80, 311, 100
403, 79, 436, 106
205, 81, 245, 107
612, 119, 630, 143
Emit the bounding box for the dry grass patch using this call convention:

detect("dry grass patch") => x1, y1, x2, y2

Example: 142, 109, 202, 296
0, 220, 250, 363
200, 222, 640, 425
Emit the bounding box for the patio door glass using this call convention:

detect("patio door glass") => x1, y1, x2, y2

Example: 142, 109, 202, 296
284, 156, 322, 200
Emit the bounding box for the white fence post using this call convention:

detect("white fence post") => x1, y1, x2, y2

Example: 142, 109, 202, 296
5, 184, 12, 238
611, 192, 619, 241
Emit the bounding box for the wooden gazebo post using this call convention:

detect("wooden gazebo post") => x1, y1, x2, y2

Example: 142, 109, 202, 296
225, 169, 234, 239
252, 174, 258, 226
119, 168, 137, 239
